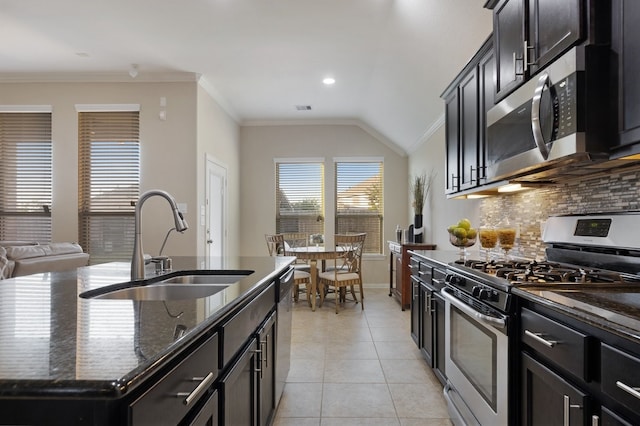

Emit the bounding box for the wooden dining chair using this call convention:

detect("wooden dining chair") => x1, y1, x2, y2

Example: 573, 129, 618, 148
265, 233, 312, 306
317, 233, 366, 314
282, 233, 311, 302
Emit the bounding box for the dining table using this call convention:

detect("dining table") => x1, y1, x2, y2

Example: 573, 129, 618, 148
285, 245, 343, 311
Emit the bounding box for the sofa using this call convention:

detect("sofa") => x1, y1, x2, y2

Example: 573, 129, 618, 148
0, 241, 90, 279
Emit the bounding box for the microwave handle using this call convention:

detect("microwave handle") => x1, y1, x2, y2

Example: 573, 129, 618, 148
531, 72, 551, 160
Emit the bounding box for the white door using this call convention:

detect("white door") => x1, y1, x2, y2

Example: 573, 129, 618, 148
206, 156, 227, 269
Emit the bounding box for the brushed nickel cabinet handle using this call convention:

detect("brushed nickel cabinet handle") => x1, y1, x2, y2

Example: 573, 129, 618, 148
563, 395, 582, 426
616, 380, 640, 400
524, 329, 557, 347
176, 372, 215, 406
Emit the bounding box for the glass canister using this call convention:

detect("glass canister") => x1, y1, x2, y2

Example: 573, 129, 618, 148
478, 221, 498, 261
496, 218, 517, 258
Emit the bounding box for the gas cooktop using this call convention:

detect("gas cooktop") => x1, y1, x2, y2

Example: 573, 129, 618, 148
456, 258, 640, 288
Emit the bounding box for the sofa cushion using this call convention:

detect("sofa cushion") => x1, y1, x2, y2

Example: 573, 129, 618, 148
12, 252, 89, 277
0, 246, 9, 279
5, 242, 83, 260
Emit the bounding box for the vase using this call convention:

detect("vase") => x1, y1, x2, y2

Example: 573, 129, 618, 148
414, 214, 423, 243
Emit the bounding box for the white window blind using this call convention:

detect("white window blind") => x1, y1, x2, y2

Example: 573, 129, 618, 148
0, 112, 52, 242
275, 161, 325, 238
335, 160, 384, 254
78, 111, 140, 264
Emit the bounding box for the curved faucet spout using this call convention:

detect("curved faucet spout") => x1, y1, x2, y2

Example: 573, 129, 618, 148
131, 189, 189, 280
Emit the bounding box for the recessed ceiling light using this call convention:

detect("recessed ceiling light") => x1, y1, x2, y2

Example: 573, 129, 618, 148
323, 77, 335, 85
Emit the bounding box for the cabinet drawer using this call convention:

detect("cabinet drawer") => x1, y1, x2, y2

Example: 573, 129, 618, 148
222, 284, 275, 366
520, 308, 591, 381
601, 343, 640, 413
130, 332, 219, 426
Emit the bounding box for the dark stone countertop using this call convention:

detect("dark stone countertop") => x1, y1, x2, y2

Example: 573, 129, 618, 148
0, 256, 292, 399
513, 286, 640, 344
407, 249, 465, 268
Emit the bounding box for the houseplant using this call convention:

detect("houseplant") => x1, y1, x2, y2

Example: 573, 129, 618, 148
410, 170, 435, 243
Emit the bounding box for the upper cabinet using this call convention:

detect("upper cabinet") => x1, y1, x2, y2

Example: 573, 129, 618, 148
442, 37, 494, 195
610, 0, 640, 156
493, 0, 584, 101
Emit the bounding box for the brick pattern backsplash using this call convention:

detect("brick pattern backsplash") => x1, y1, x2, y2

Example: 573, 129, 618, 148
480, 168, 640, 260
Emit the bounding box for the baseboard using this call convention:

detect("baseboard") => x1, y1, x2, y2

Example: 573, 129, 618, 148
363, 283, 388, 289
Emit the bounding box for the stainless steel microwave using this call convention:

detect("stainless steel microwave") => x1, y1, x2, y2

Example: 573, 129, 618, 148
485, 46, 612, 183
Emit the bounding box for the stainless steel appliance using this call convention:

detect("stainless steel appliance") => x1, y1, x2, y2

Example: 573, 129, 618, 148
441, 212, 640, 426
486, 45, 611, 184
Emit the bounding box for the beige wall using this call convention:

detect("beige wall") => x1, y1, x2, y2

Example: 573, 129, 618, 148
408, 124, 481, 254
196, 85, 241, 259
1, 80, 240, 260
239, 124, 408, 284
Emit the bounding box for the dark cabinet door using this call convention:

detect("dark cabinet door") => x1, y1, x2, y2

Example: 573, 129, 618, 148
188, 390, 219, 426
444, 90, 460, 194
494, 0, 525, 101
459, 70, 480, 191
527, 0, 583, 74
257, 313, 277, 426
420, 284, 434, 367
612, 0, 640, 149
410, 276, 420, 346
220, 339, 258, 426
433, 291, 447, 385
478, 45, 495, 185
521, 352, 590, 426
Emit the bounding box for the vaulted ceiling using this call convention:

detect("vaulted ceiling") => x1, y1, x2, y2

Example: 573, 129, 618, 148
0, 0, 493, 154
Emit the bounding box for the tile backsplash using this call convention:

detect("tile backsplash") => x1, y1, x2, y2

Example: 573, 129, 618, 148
480, 167, 640, 259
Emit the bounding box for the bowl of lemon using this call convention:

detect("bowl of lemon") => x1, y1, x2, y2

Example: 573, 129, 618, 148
447, 218, 477, 259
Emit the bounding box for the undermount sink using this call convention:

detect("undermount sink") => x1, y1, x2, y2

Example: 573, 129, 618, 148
80, 270, 254, 301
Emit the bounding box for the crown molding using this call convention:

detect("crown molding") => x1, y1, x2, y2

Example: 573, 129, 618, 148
0, 71, 200, 83
406, 113, 445, 154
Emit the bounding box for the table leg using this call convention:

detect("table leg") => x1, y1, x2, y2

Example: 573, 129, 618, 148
310, 259, 318, 311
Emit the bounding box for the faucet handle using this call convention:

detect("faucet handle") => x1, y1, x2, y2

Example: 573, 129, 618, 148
150, 256, 172, 274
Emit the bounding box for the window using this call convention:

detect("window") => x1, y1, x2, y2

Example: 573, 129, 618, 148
78, 109, 140, 264
335, 159, 383, 254
275, 160, 324, 239
0, 111, 52, 242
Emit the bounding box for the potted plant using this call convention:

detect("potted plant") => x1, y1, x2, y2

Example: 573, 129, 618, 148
410, 170, 435, 243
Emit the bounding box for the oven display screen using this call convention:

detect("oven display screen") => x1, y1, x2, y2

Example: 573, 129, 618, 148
574, 219, 612, 237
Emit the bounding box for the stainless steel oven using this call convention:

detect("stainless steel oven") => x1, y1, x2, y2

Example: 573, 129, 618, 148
442, 277, 510, 426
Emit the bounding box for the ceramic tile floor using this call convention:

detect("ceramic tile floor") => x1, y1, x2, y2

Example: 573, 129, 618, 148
273, 287, 453, 426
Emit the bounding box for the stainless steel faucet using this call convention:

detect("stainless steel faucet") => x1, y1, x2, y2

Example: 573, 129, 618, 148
131, 189, 189, 280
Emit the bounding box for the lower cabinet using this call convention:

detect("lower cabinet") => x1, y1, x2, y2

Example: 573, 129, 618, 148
220, 338, 260, 425
410, 275, 420, 345
517, 300, 640, 425
419, 282, 434, 367
410, 255, 447, 386
187, 390, 219, 426
128, 332, 220, 426
219, 310, 278, 426
257, 312, 277, 426
521, 352, 590, 425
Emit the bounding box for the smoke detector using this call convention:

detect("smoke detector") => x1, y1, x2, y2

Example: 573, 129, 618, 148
295, 105, 312, 111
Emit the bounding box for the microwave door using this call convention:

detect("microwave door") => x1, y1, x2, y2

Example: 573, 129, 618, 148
531, 72, 559, 160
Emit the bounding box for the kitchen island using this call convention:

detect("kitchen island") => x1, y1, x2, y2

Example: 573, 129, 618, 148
0, 256, 294, 425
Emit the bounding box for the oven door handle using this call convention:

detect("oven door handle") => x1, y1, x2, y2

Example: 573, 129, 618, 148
441, 288, 507, 329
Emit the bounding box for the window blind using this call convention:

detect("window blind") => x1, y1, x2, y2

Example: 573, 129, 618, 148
335, 161, 383, 254
0, 112, 52, 242
275, 161, 324, 239
78, 111, 140, 264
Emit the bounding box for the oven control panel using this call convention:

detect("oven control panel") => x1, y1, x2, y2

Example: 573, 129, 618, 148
445, 271, 510, 313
